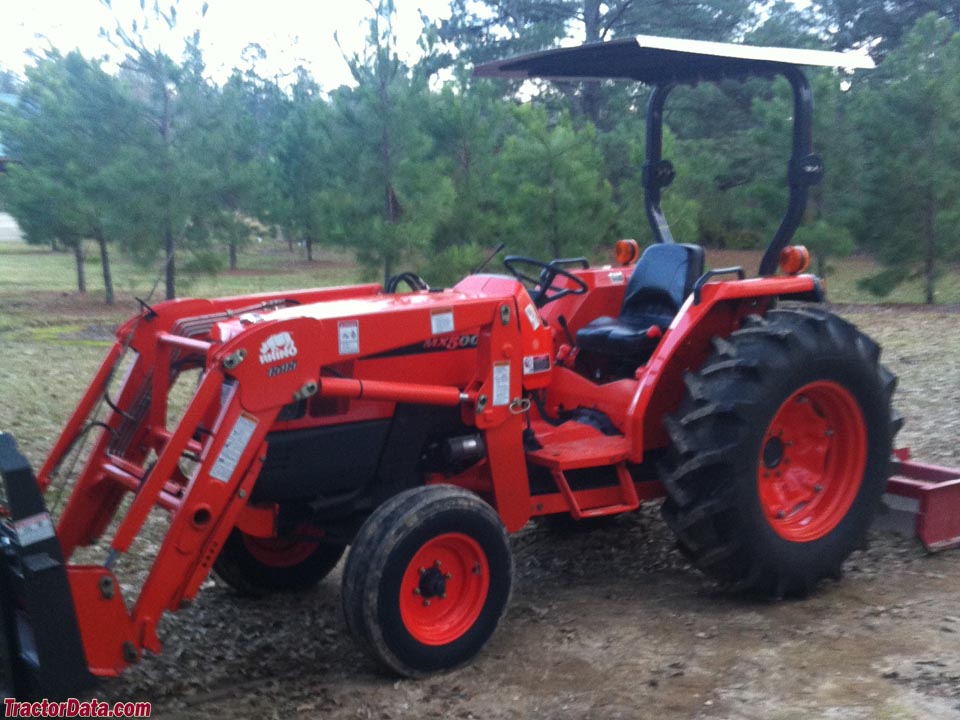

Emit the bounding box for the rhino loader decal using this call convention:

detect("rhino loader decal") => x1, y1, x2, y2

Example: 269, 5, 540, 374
259, 331, 298, 365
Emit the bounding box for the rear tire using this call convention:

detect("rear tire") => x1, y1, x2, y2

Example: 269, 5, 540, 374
214, 530, 344, 597
660, 306, 899, 596
342, 486, 512, 677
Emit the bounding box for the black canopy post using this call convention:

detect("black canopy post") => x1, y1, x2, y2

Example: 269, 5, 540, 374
758, 66, 821, 276
642, 84, 675, 244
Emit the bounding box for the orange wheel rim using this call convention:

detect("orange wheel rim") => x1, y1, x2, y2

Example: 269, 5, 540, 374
241, 535, 319, 568
757, 381, 867, 542
399, 533, 490, 646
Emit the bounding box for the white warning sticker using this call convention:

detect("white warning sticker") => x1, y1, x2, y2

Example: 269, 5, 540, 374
609, 271, 625, 284
431, 310, 455, 335
210, 414, 258, 483
524, 304, 541, 331
338, 320, 360, 355
13, 513, 55, 547
492, 362, 511, 407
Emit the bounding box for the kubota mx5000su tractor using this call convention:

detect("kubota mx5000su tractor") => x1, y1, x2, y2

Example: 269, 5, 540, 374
2, 36, 959, 700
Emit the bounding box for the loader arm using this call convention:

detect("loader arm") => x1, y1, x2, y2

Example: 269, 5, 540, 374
0, 277, 554, 698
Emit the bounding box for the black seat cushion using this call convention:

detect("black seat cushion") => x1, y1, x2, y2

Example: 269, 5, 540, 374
577, 243, 705, 360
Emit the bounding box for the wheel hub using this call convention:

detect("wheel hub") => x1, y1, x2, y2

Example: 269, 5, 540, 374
416, 563, 450, 600
762, 436, 785, 469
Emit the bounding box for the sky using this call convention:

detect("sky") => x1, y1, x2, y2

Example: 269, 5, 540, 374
0, 1, 817, 90
0, 0, 454, 90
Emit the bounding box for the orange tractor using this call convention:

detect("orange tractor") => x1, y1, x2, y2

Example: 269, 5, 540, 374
2, 36, 958, 699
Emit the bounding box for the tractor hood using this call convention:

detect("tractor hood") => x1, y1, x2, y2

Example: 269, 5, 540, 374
212, 274, 529, 345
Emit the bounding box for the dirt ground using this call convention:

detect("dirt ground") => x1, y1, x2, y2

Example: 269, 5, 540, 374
3, 306, 959, 719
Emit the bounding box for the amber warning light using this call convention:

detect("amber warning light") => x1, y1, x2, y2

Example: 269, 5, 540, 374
614, 239, 640, 266
780, 245, 810, 275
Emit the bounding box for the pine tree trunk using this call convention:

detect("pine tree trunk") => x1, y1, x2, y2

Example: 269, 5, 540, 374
924, 112, 937, 305
383, 256, 394, 286
549, 164, 561, 258
74, 243, 86, 294
925, 200, 936, 305
306, 237, 313, 262
229, 241, 238, 270
580, 0, 603, 126
160, 77, 176, 300
96, 231, 114, 306
165, 221, 175, 300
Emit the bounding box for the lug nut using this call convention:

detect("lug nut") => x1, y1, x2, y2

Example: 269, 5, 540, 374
444, 572, 452, 580
413, 587, 421, 595
814, 484, 823, 493
472, 562, 482, 575
423, 599, 431, 607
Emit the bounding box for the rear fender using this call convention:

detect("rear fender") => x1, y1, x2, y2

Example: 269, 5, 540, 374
627, 275, 820, 459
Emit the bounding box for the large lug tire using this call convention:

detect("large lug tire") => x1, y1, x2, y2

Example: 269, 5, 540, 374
342, 485, 512, 677
213, 529, 345, 597
660, 306, 901, 597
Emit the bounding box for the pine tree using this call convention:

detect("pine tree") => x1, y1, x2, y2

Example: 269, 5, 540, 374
855, 15, 960, 303
0, 51, 144, 304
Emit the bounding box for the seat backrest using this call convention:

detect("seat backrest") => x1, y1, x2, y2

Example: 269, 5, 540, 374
620, 243, 705, 323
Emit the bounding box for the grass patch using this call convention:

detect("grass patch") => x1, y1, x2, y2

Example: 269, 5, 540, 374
0, 240, 365, 333
28, 324, 115, 346
0, 338, 108, 467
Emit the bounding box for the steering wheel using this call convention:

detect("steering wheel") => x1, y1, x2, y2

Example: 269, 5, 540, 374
385, 271, 429, 293
502, 256, 589, 308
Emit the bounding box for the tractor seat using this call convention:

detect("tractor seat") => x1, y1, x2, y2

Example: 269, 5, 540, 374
576, 243, 705, 361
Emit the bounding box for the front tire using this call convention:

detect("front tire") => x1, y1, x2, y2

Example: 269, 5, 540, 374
342, 486, 512, 677
213, 529, 345, 596
660, 306, 899, 596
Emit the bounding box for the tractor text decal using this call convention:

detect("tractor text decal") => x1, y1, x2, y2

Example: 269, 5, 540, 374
368, 333, 479, 359
267, 360, 297, 378
259, 331, 298, 365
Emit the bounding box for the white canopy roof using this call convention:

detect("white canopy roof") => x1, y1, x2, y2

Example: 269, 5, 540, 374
474, 35, 874, 84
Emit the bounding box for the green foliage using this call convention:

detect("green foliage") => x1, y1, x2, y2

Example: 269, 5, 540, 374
423, 81, 513, 255
492, 107, 615, 258
318, 0, 455, 281
854, 14, 960, 302
0, 50, 146, 302
3, 0, 960, 307
814, 0, 960, 57
796, 220, 855, 277
423, 243, 487, 287
181, 247, 226, 275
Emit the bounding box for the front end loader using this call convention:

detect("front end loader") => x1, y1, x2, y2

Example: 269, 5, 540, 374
2, 35, 958, 700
